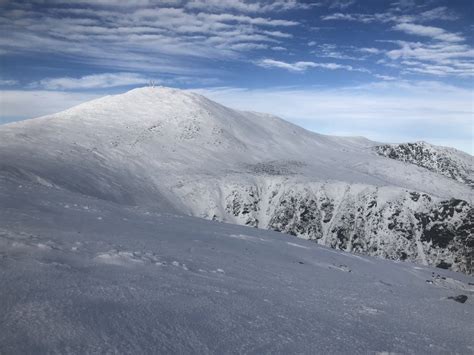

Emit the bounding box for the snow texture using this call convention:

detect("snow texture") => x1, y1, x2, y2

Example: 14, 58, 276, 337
0, 176, 473, 354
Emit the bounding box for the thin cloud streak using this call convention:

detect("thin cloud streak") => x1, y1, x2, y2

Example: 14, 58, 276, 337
256, 58, 369, 72
32, 73, 151, 90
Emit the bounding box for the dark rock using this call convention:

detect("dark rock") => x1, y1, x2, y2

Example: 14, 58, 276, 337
436, 261, 452, 269
448, 295, 468, 304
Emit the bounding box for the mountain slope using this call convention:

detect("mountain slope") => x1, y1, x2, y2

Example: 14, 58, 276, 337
374, 142, 473, 188
0, 87, 472, 273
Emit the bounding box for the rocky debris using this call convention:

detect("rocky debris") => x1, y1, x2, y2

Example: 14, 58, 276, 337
243, 160, 306, 176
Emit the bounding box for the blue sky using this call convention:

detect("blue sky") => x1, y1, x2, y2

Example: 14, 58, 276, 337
0, 0, 473, 153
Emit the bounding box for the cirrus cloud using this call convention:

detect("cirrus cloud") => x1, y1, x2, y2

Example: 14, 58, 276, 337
256, 58, 369, 72
393, 23, 464, 43
32, 73, 152, 90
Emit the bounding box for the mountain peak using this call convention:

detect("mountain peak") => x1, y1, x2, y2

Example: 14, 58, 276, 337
124, 85, 201, 100
67, 85, 207, 113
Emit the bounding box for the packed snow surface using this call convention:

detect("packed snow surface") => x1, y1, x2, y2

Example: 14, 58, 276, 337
1, 177, 473, 354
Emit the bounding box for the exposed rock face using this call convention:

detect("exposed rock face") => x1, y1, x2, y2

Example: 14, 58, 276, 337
181, 179, 473, 274
374, 142, 474, 188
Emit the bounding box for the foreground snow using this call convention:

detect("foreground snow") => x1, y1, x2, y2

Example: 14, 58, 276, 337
1, 176, 473, 354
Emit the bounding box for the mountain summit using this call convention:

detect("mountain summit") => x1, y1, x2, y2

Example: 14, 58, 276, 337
0, 87, 472, 272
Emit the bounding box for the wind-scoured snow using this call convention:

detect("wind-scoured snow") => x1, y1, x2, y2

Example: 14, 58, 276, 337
0, 176, 473, 354
0, 87, 472, 273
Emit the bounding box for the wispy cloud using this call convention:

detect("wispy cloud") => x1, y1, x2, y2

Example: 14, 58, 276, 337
256, 58, 369, 72
386, 41, 474, 77
321, 12, 393, 23
310, 43, 360, 60
359, 47, 381, 54
0, 79, 18, 86
321, 6, 459, 24
393, 23, 464, 42
327, 0, 355, 10
320, 4, 472, 78
0, 1, 299, 74
31, 73, 151, 90
374, 74, 397, 81
186, 0, 312, 12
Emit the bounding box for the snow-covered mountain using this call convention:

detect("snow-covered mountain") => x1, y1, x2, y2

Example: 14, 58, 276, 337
1, 87, 473, 353
0, 87, 472, 273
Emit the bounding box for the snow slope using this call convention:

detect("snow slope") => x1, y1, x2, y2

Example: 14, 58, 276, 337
1, 174, 473, 354
0, 87, 472, 273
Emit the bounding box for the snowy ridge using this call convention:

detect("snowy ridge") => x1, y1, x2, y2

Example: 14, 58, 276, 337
0, 87, 472, 273
374, 141, 474, 188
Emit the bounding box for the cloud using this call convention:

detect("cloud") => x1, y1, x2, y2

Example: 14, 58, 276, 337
229, 43, 268, 50
359, 47, 381, 54
34, 0, 162, 6
321, 12, 392, 23
0, 1, 298, 74
0, 79, 18, 86
256, 59, 316, 71
311, 43, 360, 60
319, 7, 474, 78
385, 41, 474, 77
374, 74, 396, 81
256, 58, 369, 72
322, 6, 459, 24
393, 23, 464, 42
33, 73, 151, 90
186, 0, 312, 12
418, 7, 458, 22
328, 0, 355, 10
